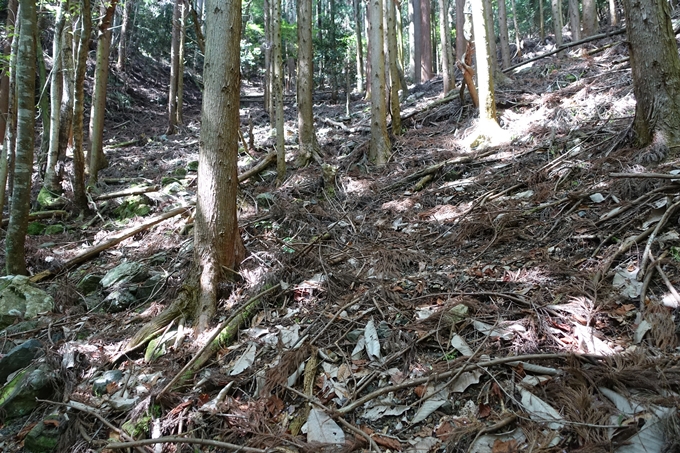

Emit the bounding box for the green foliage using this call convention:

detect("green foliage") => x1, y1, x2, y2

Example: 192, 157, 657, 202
27, 222, 47, 235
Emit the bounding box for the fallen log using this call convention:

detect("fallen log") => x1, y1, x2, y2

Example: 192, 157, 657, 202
1, 210, 68, 227
238, 151, 277, 183
93, 185, 160, 201
29, 206, 191, 283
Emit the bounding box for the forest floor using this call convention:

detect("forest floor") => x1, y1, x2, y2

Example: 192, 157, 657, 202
3, 31, 680, 453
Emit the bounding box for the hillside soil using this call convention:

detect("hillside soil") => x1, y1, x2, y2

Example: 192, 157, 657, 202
3, 33, 680, 453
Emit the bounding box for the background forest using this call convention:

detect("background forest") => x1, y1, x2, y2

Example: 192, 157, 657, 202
3, 0, 680, 452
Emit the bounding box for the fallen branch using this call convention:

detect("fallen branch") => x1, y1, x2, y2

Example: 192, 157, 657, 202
1, 210, 68, 227
93, 185, 159, 201
30, 206, 191, 283
503, 28, 627, 73
610, 172, 680, 180
106, 437, 267, 453
238, 152, 277, 183
319, 116, 371, 133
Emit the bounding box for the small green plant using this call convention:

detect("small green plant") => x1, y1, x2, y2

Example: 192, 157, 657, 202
671, 246, 680, 262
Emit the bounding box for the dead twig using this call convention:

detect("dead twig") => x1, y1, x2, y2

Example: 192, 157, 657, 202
105, 436, 268, 452
639, 198, 680, 278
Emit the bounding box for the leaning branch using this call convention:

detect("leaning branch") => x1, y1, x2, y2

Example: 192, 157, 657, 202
30, 206, 191, 283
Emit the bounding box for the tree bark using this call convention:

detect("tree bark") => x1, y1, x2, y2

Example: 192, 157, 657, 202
195, 0, 243, 332
497, 0, 511, 68
409, 0, 422, 83
367, 0, 391, 165
455, 0, 466, 63
438, 0, 454, 94
582, 0, 598, 37
420, 0, 433, 81
117, 0, 132, 71
482, 0, 497, 74
176, 0, 186, 125
6, 0, 37, 275
272, 0, 285, 183
551, 0, 563, 49
622, 0, 680, 161
296, 0, 321, 166
354, 0, 365, 93
609, 0, 618, 26
386, 0, 401, 133
0, 0, 18, 216
72, 0, 91, 212
166, 0, 181, 135
471, 0, 497, 125
88, 0, 118, 185
568, 0, 581, 42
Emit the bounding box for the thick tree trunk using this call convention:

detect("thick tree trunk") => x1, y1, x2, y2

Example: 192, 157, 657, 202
195, 0, 243, 332
167, 0, 181, 135
497, 0, 511, 68
6, 0, 37, 275
367, 0, 391, 165
420, 0, 433, 81
623, 0, 680, 161
2, 7, 20, 217
272, 0, 285, 183
296, 0, 321, 166
72, 0, 91, 211
582, 0, 598, 37
88, 1, 118, 185
470, 0, 497, 125
117, 0, 132, 71
482, 0, 497, 74
386, 0, 401, 133
568, 0, 581, 41
455, 0, 466, 63
510, 0, 521, 55
439, 0, 454, 94
409, 0, 422, 83
263, 0, 272, 116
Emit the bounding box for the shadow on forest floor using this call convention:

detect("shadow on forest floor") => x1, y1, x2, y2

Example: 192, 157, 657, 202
3, 35, 680, 453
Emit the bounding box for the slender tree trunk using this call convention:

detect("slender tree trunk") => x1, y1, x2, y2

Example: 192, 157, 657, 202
117, 0, 132, 71
386, 0, 401, 133
35, 31, 50, 165
471, 0, 497, 126
167, 0, 181, 134
296, 0, 321, 166
455, 0, 466, 62
420, 0, 433, 80
88, 1, 118, 185
354, 0, 365, 93
0, 0, 18, 215
368, 0, 391, 165
482, 0, 497, 74
622, 0, 680, 161
59, 4, 75, 186
6, 0, 36, 275
176, 0, 186, 125
609, 0, 618, 25
43, 1, 66, 194
538, 0, 544, 42
497, 0, 511, 68
195, 0, 243, 332
510, 0, 521, 56
582, 0, 598, 37
3, 8, 20, 215
272, 0, 285, 183
551, 0, 563, 48
73, 0, 91, 211
263, 0, 272, 116
438, 0, 454, 94
568, 0, 580, 41
409, 0, 422, 83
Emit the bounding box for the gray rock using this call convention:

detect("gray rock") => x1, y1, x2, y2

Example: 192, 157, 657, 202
0, 276, 54, 330
76, 274, 102, 295
131, 274, 164, 302
92, 370, 124, 396
101, 262, 148, 288
103, 289, 137, 313
23, 414, 66, 453
0, 339, 43, 384
0, 365, 54, 420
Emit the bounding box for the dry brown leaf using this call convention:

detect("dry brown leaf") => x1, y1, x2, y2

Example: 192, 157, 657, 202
414, 384, 427, 398
373, 433, 402, 451
478, 403, 492, 419
492, 438, 519, 453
